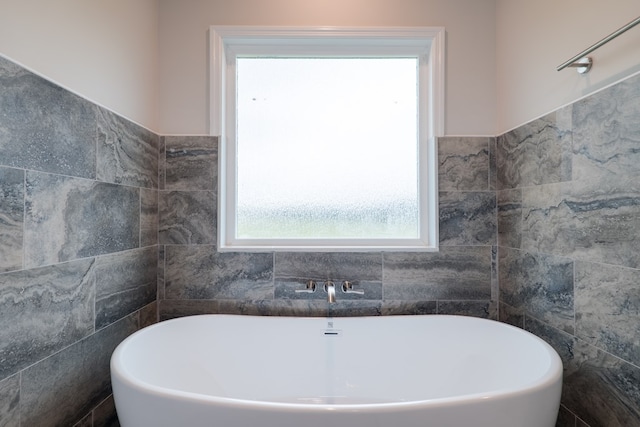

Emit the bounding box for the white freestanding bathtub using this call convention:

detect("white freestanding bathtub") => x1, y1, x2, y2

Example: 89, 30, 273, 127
111, 314, 562, 427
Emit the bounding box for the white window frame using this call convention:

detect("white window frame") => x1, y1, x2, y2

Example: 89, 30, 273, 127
210, 26, 445, 252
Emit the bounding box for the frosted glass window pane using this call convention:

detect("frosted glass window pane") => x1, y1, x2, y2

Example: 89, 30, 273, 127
236, 58, 418, 239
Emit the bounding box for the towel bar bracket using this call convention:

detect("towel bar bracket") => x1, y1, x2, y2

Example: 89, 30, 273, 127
566, 57, 593, 74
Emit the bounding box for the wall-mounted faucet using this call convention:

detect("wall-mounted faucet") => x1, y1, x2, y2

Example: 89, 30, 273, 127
324, 281, 336, 303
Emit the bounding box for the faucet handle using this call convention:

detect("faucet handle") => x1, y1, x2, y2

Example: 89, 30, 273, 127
295, 280, 317, 293
341, 281, 364, 295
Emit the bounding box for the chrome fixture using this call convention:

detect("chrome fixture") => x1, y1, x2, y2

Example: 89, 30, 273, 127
557, 16, 640, 73
341, 281, 364, 295
295, 280, 317, 294
324, 281, 336, 303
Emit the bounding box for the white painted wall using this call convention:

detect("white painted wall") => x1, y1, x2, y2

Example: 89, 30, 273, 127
6, 1, 633, 136
158, 0, 497, 136
496, 0, 640, 133
0, 0, 160, 131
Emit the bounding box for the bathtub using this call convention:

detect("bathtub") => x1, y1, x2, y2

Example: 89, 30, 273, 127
111, 314, 562, 427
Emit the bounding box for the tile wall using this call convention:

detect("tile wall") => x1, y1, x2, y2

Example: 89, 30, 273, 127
0, 56, 159, 426
157, 135, 498, 320
497, 73, 640, 427
3, 50, 638, 427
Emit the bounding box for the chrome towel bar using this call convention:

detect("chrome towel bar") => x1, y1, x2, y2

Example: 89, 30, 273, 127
557, 15, 640, 73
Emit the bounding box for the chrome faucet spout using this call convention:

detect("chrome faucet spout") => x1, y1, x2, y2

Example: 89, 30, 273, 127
325, 281, 336, 303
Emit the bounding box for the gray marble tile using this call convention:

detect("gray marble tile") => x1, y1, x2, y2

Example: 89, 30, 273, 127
0, 167, 23, 272
327, 300, 382, 317
576, 418, 589, 427
275, 252, 383, 282
158, 299, 219, 321
555, 405, 576, 427
164, 136, 218, 191
575, 261, 640, 367
491, 245, 498, 302
499, 302, 524, 329
526, 317, 640, 427
0, 374, 19, 427
439, 191, 496, 246
521, 179, 640, 269
0, 56, 97, 179
93, 395, 119, 427
438, 137, 490, 191
573, 73, 640, 182
437, 300, 494, 319
139, 301, 158, 329
565, 340, 640, 427
95, 247, 157, 329
218, 299, 332, 318
499, 247, 574, 333
96, 107, 159, 188
158, 190, 215, 245
159, 299, 333, 320
0, 259, 95, 379
164, 245, 273, 300
383, 246, 492, 300
496, 107, 572, 190
380, 300, 437, 315
140, 188, 158, 247
24, 172, 140, 268
73, 413, 92, 427
21, 313, 138, 427
158, 136, 166, 190
497, 188, 522, 249
157, 245, 165, 300
489, 136, 497, 191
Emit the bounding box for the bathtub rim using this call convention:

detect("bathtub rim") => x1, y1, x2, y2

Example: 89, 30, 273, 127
111, 314, 563, 412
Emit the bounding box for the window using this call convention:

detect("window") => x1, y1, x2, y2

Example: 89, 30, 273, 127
210, 26, 444, 251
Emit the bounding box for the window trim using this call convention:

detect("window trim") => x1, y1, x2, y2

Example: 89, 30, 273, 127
209, 26, 445, 252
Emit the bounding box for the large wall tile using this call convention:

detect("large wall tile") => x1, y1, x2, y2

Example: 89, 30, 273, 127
439, 191, 496, 245
24, 172, 140, 268
0, 56, 96, 179
92, 395, 119, 427
275, 252, 382, 281
437, 300, 494, 318
380, 300, 437, 315
164, 136, 217, 191
164, 245, 273, 299
496, 107, 572, 190
140, 188, 158, 247
20, 314, 138, 427
522, 180, 640, 269
497, 188, 522, 249
499, 247, 574, 333
158, 299, 220, 320
527, 293, 640, 427
438, 136, 490, 191
383, 246, 492, 300
159, 190, 215, 245
0, 259, 95, 380
0, 374, 19, 426
573, 73, 640, 182
94, 247, 157, 329
96, 107, 159, 188
158, 136, 166, 190
575, 261, 640, 367
564, 339, 640, 426
0, 167, 24, 272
